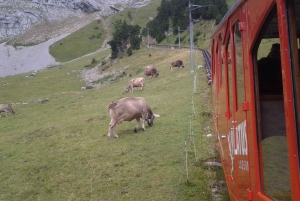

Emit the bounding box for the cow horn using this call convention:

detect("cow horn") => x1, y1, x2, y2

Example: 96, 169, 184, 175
154, 114, 160, 117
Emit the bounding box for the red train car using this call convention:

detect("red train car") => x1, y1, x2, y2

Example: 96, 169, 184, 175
210, 0, 300, 200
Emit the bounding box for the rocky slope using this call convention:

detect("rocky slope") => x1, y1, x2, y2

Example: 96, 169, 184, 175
0, 0, 150, 44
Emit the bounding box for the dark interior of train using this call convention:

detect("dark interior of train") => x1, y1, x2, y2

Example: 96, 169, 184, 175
254, 0, 300, 200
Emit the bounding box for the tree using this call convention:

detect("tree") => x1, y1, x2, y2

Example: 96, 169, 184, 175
127, 47, 132, 56
145, 0, 228, 43
108, 20, 141, 58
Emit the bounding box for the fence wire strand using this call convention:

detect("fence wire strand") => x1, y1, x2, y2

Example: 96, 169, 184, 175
173, 73, 200, 200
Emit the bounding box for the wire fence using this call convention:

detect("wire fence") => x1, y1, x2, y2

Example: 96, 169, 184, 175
173, 48, 206, 200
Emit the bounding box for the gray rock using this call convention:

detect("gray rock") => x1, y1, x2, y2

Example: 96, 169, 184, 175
0, 0, 151, 42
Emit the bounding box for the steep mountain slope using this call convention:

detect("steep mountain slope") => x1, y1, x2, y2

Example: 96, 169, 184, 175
0, 0, 151, 44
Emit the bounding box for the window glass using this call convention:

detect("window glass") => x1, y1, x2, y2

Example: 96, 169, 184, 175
228, 39, 233, 115
220, 35, 224, 88
234, 21, 244, 108
255, 5, 291, 200
287, 0, 300, 172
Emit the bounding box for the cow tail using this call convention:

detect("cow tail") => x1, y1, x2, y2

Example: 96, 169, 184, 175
108, 102, 117, 110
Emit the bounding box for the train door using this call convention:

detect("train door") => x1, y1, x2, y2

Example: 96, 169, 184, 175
216, 34, 233, 197
226, 31, 238, 200
227, 17, 250, 200
274, 0, 300, 199
253, 0, 300, 200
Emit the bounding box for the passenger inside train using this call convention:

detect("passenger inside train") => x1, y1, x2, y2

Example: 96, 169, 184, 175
257, 43, 283, 96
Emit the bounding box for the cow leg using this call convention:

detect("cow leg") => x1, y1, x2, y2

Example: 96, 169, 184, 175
141, 119, 146, 131
134, 118, 141, 132
130, 86, 133, 93
108, 119, 119, 138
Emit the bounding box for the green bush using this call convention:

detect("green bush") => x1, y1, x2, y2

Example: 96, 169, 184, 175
127, 47, 132, 56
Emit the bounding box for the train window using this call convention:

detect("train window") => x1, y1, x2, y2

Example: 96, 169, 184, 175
219, 35, 224, 89
234, 20, 244, 109
254, 4, 291, 201
216, 41, 220, 95
228, 39, 233, 116
287, 0, 300, 181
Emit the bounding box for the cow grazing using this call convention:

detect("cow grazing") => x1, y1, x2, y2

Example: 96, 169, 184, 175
124, 77, 145, 93
144, 65, 159, 78
0, 104, 15, 117
107, 97, 160, 138
170, 60, 184, 70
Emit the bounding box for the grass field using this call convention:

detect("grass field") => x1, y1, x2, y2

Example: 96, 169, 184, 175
0, 45, 228, 200
49, 19, 106, 62
108, 0, 162, 30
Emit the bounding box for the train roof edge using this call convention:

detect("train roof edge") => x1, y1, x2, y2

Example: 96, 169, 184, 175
211, 0, 243, 38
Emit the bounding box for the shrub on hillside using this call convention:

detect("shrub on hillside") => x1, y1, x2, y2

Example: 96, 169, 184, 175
91, 58, 96, 64
127, 47, 132, 56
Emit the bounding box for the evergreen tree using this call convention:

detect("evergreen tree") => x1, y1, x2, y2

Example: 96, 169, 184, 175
145, 0, 228, 43
108, 20, 141, 59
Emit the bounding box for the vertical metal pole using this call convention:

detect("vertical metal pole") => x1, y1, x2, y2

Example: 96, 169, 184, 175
189, 2, 194, 73
147, 28, 149, 48
178, 26, 180, 50
194, 75, 196, 94
185, 139, 189, 181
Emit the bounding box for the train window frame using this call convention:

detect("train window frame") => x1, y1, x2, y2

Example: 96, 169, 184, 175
229, 19, 244, 113
286, 0, 300, 166
215, 40, 220, 96
227, 38, 233, 118
253, 3, 292, 200
233, 20, 245, 109
219, 34, 224, 89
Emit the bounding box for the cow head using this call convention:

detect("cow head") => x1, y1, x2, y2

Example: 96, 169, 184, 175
124, 86, 131, 93
146, 112, 160, 126
155, 72, 159, 78
147, 114, 154, 126
8, 105, 15, 114
124, 88, 129, 93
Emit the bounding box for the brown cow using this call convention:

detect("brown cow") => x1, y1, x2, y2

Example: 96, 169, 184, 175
170, 60, 184, 70
144, 65, 159, 78
107, 97, 160, 138
124, 77, 145, 93
0, 104, 15, 117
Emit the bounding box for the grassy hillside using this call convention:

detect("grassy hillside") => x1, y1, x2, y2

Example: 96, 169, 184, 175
227, 0, 236, 8
159, 19, 215, 50
0, 44, 228, 200
108, 0, 162, 30
49, 19, 106, 62
48, 0, 162, 63
48, 0, 217, 62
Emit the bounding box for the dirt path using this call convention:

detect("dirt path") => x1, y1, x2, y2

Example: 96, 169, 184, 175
78, 16, 114, 87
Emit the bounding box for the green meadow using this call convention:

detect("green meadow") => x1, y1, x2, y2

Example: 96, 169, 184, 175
0, 45, 228, 200
49, 19, 106, 62
0, 0, 231, 199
